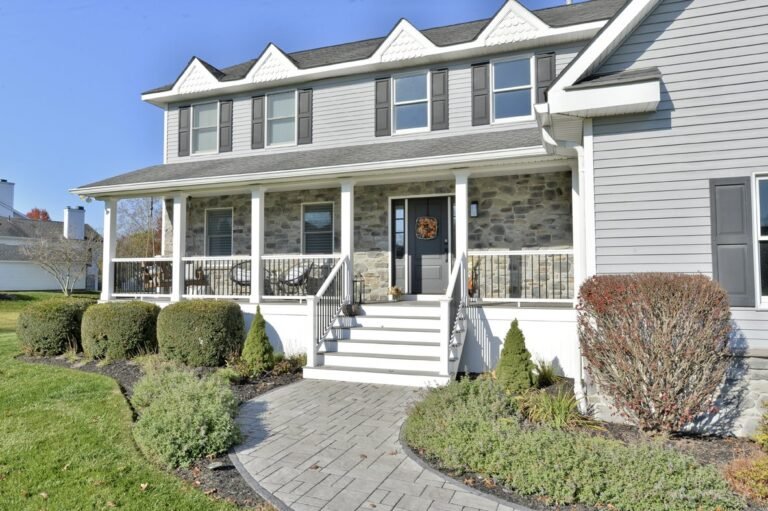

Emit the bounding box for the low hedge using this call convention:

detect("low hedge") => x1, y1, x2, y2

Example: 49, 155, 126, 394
81, 301, 160, 360
131, 367, 240, 468
157, 300, 245, 367
404, 378, 743, 511
16, 298, 94, 356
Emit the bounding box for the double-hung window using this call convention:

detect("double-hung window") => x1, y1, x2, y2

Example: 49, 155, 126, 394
206, 209, 233, 256
303, 203, 334, 255
492, 58, 533, 122
393, 72, 429, 133
267, 91, 296, 146
192, 102, 218, 154
757, 178, 768, 302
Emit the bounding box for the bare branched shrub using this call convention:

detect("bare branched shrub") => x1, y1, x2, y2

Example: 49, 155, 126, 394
578, 273, 732, 433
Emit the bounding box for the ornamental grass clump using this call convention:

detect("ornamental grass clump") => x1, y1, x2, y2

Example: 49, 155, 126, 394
578, 273, 732, 433
495, 319, 534, 394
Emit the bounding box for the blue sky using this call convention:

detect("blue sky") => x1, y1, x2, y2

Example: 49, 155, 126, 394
0, 0, 581, 231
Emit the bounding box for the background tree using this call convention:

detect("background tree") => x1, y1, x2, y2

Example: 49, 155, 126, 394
116, 198, 163, 258
25, 208, 50, 221
22, 230, 102, 296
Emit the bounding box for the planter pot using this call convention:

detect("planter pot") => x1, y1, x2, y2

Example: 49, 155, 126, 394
388, 295, 401, 302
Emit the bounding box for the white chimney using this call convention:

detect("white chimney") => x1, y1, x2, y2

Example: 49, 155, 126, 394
64, 206, 86, 240
0, 179, 14, 218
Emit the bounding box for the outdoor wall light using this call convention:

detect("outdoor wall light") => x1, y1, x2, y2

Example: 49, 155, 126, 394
470, 201, 479, 218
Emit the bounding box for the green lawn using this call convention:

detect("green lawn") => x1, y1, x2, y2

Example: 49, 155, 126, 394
0, 292, 241, 510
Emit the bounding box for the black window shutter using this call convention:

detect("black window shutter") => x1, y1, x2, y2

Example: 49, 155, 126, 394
297, 89, 313, 145
535, 52, 556, 103
251, 96, 265, 150
710, 177, 755, 307
375, 78, 391, 137
219, 100, 233, 153
178, 106, 190, 157
471, 63, 490, 126
431, 69, 449, 131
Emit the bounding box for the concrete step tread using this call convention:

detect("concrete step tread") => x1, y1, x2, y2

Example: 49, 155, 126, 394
335, 326, 440, 333
324, 339, 440, 347
308, 365, 444, 377
321, 352, 440, 361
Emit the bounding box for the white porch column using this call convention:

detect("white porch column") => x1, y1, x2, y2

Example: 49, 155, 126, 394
340, 180, 355, 302
454, 171, 469, 296
250, 186, 265, 304
571, 154, 587, 293
171, 193, 188, 302
100, 198, 117, 301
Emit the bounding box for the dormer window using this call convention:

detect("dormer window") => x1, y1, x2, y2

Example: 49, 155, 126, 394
492, 57, 533, 122
267, 91, 296, 146
393, 72, 429, 134
191, 102, 218, 154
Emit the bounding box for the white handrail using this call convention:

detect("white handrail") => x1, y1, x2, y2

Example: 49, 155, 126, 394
468, 248, 573, 257
112, 257, 173, 262
445, 252, 466, 298
315, 255, 348, 298
181, 255, 251, 262
261, 253, 340, 261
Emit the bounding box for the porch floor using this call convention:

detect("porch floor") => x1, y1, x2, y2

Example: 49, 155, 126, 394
231, 379, 525, 511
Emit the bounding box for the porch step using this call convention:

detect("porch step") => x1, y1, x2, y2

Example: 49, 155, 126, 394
321, 339, 439, 357
303, 366, 450, 387
356, 303, 441, 318
331, 326, 441, 343
321, 352, 441, 373
337, 315, 441, 330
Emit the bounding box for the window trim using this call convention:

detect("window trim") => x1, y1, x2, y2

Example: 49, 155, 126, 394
204, 207, 234, 257
301, 201, 335, 255
190, 101, 220, 156
265, 89, 298, 148
752, 173, 768, 308
392, 71, 431, 135
490, 55, 535, 124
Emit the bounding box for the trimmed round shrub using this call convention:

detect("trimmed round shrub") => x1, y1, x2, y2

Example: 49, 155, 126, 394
157, 300, 245, 367
578, 273, 732, 433
16, 298, 94, 356
131, 367, 240, 468
81, 301, 160, 360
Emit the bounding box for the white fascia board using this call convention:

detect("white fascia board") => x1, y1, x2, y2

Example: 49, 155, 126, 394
548, 0, 661, 96
141, 20, 606, 107
549, 79, 661, 118
70, 146, 550, 199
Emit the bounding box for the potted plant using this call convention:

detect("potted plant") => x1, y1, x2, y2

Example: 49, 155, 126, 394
388, 286, 403, 302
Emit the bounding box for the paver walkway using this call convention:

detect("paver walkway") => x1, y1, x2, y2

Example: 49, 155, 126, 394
232, 380, 527, 511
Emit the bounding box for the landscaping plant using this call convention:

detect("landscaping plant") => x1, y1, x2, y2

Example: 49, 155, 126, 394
81, 301, 160, 360
725, 455, 768, 504
404, 379, 743, 511
16, 297, 93, 355
495, 319, 534, 394
240, 306, 274, 376
131, 367, 241, 468
516, 388, 596, 430
533, 359, 558, 388
157, 300, 245, 367
578, 273, 732, 433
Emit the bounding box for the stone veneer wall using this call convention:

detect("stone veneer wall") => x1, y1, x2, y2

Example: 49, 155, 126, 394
263, 188, 341, 255
185, 194, 251, 255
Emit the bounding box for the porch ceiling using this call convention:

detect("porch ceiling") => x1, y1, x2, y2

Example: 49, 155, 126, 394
72, 128, 553, 198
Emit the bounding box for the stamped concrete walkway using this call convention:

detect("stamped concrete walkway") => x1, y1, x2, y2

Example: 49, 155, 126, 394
232, 380, 527, 511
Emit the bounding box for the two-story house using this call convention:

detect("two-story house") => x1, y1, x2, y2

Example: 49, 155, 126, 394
73, 0, 768, 435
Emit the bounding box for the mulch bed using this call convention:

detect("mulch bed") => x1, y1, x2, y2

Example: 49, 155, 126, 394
19, 353, 301, 509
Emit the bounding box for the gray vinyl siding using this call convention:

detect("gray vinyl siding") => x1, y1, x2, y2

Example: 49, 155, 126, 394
592, 0, 768, 350
165, 44, 584, 164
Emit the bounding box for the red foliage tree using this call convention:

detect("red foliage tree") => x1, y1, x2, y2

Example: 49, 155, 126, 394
26, 208, 51, 221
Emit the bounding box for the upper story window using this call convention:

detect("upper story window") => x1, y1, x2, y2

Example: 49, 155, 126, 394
192, 102, 218, 154
393, 72, 429, 133
206, 208, 233, 256
492, 57, 533, 122
267, 91, 296, 146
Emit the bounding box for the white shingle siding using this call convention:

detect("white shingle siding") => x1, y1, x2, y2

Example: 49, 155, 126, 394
592, 0, 768, 349
164, 44, 584, 164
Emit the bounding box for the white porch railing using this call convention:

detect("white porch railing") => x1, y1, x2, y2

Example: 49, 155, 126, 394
113, 257, 173, 298
466, 249, 575, 305
441, 253, 468, 378
306, 255, 349, 367
181, 256, 252, 299
261, 254, 340, 299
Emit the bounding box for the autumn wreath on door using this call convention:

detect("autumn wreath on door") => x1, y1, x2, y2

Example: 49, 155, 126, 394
415, 217, 438, 240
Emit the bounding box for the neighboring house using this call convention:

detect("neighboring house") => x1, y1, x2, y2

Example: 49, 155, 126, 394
71, 0, 767, 434
0, 179, 25, 219
0, 181, 100, 291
